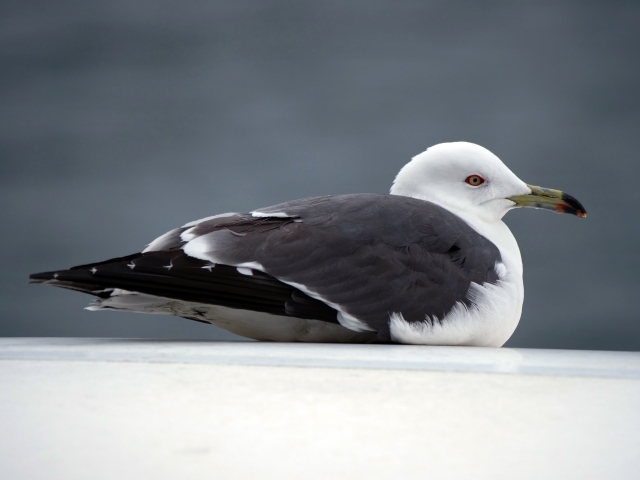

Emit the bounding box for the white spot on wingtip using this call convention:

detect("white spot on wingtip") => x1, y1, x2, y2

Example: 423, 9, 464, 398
201, 263, 216, 271
127, 262, 135, 270
90, 268, 97, 274
53, 273, 59, 279
164, 262, 173, 271
237, 267, 253, 276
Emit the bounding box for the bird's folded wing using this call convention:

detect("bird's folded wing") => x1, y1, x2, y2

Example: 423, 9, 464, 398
177, 194, 502, 337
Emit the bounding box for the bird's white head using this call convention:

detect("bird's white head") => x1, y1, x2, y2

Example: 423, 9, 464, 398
390, 142, 586, 223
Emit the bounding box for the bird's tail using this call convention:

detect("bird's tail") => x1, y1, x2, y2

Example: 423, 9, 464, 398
29, 253, 144, 298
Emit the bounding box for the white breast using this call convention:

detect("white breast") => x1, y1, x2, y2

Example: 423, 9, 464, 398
389, 217, 524, 347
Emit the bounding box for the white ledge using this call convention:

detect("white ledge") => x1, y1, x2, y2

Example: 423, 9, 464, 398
2, 337, 639, 378
2, 338, 639, 479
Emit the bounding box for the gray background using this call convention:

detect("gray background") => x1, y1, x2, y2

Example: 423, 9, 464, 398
1, 0, 638, 350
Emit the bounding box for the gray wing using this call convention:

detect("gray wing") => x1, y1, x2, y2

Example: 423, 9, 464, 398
175, 194, 501, 341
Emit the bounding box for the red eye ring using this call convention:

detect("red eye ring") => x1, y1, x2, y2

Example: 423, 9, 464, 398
465, 174, 485, 186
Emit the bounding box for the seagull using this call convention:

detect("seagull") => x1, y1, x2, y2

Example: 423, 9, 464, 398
30, 142, 586, 346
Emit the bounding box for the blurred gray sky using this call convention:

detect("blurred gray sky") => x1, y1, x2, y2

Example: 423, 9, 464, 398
1, 0, 639, 349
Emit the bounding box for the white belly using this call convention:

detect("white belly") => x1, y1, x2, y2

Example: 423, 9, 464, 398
88, 291, 377, 343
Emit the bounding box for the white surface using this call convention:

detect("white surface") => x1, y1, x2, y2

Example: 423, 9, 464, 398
1, 339, 640, 480
2, 338, 640, 377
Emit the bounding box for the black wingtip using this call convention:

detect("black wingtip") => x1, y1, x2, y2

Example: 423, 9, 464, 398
29, 271, 59, 283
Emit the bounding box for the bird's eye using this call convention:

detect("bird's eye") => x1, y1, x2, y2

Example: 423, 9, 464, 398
465, 175, 485, 187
